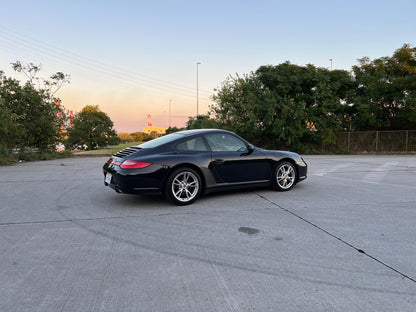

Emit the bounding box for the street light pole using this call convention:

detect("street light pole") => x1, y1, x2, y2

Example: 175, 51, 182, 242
169, 99, 172, 128
197, 62, 201, 117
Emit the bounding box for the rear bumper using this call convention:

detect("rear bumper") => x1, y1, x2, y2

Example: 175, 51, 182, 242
103, 162, 168, 195
104, 171, 164, 195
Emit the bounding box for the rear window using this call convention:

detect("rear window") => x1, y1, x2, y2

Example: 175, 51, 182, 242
138, 133, 184, 148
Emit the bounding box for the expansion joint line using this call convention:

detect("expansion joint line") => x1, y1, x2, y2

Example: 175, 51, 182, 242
256, 193, 416, 284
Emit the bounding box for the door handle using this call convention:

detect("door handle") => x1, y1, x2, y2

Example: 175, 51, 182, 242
214, 159, 225, 165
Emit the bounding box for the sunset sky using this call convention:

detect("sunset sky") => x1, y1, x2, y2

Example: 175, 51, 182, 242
1, 0, 415, 133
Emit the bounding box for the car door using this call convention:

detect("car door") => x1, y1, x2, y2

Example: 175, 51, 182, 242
204, 133, 272, 183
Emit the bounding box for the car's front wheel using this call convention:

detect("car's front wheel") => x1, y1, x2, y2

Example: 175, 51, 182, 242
273, 161, 297, 191
165, 167, 202, 205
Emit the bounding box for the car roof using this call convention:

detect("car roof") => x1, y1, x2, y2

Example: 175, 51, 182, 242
176, 129, 234, 136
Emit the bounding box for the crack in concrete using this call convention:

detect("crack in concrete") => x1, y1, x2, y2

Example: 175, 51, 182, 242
256, 193, 416, 284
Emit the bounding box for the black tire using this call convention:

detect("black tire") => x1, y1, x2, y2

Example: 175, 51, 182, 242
272, 161, 297, 191
165, 167, 202, 205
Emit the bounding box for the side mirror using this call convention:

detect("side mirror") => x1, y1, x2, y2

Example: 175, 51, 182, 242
246, 144, 255, 154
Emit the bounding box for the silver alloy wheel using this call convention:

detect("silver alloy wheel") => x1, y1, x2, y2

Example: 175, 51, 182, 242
276, 163, 295, 190
171, 171, 200, 203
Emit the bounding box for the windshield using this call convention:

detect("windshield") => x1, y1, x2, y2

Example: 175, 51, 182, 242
138, 133, 185, 148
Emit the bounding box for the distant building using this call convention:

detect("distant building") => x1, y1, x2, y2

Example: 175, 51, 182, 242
143, 114, 166, 135
143, 126, 166, 135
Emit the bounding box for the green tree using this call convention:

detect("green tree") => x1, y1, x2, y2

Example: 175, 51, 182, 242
211, 73, 268, 142
0, 97, 22, 152
9, 62, 70, 144
352, 44, 416, 130
211, 63, 355, 151
130, 132, 144, 142
67, 105, 120, 149
186, 114, 218, 129
118, 132, 134, 142
165, 126, 184, 134
149, 131, 159, 139
0, 70, 66, 152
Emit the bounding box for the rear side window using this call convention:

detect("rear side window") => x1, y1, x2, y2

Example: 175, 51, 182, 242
176, 137, 208, 151
204, 133, 247, 152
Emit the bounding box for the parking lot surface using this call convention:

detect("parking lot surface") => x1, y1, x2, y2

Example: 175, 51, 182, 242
0, 155, 415, 311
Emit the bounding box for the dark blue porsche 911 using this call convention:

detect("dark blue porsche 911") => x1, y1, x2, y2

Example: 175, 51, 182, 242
103, 129, 307, 205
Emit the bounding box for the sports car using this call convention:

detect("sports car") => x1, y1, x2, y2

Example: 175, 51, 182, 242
103, 129, 307, 205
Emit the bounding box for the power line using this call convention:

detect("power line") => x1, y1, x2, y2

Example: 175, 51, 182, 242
0, 27, 213, 100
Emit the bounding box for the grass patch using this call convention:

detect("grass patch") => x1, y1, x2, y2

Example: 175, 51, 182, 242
0, 150, 73, 166
74, 142, 140, 157
0, 155, 16, 165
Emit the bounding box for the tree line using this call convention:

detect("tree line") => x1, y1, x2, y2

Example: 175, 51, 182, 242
1, 44, 415, 161
0, 63, 119, 163
117, 131, 161, 143
205, 44, 416, 152
0, 63, 69, 158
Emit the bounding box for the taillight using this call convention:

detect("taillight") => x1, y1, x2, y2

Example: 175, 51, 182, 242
107, 158, 121, 166
120, 160, 151, 169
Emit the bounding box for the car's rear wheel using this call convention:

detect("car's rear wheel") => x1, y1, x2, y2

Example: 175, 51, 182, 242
165, 167, 202, 205
273, 161, 297, 191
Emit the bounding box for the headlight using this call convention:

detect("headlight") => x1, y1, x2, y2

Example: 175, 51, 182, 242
295, 158, 306, 166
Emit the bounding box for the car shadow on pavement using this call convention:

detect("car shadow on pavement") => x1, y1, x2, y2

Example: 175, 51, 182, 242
102, 183, 308, 210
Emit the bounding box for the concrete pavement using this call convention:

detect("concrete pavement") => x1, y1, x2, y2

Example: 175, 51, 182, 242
0, 155, 415, 311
